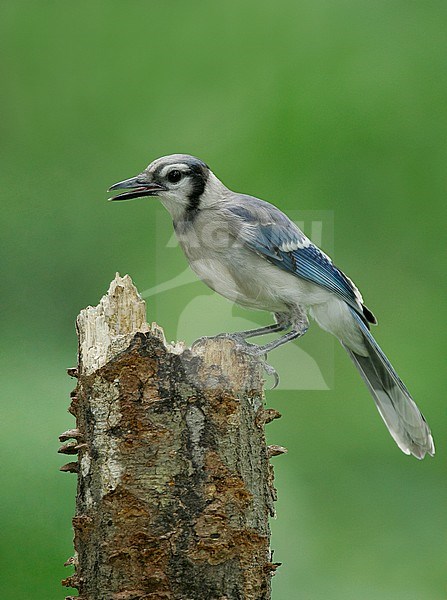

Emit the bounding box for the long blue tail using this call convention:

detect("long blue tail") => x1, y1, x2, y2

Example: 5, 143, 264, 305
344, 308, 435, 459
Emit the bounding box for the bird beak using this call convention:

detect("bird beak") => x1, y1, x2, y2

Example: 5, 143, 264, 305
108, 175, 166, 201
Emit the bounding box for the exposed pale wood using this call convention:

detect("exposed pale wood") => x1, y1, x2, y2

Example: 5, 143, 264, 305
76, 273, 150, 376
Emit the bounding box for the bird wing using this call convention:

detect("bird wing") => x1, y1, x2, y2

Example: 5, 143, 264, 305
226, 198, 375, 324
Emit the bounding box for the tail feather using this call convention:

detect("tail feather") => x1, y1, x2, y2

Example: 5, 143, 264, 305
344, 308, 435, 459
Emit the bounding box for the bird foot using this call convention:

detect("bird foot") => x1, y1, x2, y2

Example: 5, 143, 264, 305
238, 345, 279, 389
191, 334, 279, 389
260, 360, 280, 390
191, 332, 246, 347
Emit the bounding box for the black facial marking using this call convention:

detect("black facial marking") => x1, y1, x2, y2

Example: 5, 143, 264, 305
186, 161, 209, 215
153, 156, 210, 223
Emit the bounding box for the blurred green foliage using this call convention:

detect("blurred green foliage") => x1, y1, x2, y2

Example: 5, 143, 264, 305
1, 2, 446, 598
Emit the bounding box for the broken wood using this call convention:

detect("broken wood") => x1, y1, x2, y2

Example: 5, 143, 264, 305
61, 273, 284, 600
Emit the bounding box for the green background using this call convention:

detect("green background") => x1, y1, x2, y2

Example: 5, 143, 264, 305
2, 2, 446, 598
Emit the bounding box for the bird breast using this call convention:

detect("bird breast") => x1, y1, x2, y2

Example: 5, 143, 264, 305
173, 212, 331, 313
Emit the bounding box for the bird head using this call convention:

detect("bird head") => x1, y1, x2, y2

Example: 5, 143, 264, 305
108, 154, 221, 219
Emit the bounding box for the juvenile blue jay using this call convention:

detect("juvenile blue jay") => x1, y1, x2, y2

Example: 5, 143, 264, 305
109, 153, 434, 459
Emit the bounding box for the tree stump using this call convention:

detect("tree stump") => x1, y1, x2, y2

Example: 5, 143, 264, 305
60, 274, 283, 600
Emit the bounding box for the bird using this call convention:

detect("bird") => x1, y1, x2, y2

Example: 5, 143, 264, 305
108, 153, 435, 459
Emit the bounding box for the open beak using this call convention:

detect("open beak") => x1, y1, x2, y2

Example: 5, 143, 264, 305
108, 175, 166, 201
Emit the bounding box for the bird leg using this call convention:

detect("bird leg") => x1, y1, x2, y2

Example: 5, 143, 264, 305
231, 310, 308, 353
233, 324, 308, 389
212, 313, 292, 344
230, 320, 291, 341
192, 312, 306, 354
191, 311, 307, 389
239, 325, 308, 356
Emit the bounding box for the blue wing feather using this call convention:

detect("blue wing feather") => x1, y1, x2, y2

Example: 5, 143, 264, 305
227, 198, 374, 323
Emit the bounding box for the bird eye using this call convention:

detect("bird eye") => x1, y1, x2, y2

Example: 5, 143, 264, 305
167, 169, 182, 183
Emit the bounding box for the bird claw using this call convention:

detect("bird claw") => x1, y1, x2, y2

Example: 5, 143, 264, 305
191, 332, 246, 348
261, 360, 280, 390
191, 334, 280, 389
215, 332, 247, 344
230, 341, 280, 390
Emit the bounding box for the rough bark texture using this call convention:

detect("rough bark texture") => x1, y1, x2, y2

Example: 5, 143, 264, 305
61, 274, 282, 600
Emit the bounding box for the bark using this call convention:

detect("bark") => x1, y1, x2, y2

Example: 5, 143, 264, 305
60, 274, 283, 600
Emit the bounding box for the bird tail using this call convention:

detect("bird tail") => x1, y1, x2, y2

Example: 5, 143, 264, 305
343, 308, 435, 459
